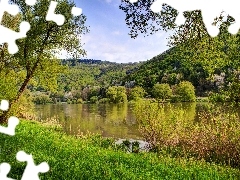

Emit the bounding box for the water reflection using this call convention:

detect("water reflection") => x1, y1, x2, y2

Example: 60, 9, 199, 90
35, 102, 238, 139
35, 103, 141, 139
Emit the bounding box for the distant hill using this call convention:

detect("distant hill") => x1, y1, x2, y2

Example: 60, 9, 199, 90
123, 46, 211, 96
60, 59, 140, 66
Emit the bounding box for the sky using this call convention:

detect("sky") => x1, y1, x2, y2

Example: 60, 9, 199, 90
59, 0, 171, 63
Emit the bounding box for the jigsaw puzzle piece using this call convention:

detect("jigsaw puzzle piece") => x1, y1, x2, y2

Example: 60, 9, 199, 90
46, 1, 65, 26
0, 21, 30, 54
223, 2, 240, 35
0, 163, 15, 180
25, 0, 37, 6
0, 100, 9, 111
16, 151, 49, 180
0, 116, 19, 136
0, 0, 19, 22
71, 7, 82, 16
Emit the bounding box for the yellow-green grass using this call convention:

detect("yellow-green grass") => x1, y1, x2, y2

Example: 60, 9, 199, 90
0, 119, 239, 179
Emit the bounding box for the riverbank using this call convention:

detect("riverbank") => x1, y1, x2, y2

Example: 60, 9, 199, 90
1, 119, 239, 179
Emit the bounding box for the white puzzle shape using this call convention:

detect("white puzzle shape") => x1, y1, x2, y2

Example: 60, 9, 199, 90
0, 163, 15, 180
46, 1, 65, 26
0, 100, 9, 111
137, 0, 240, 37
16, 151, 49, 180
71, 7, 82, 16
25, 0, 37, 6
0, 116, 19, 136
0, 0, 31, 54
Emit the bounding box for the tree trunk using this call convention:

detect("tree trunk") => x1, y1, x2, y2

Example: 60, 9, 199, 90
0, 74, 32, 124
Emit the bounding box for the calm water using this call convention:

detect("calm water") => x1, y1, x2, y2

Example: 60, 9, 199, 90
34, 102, 239, 139
35, 103, 141, 139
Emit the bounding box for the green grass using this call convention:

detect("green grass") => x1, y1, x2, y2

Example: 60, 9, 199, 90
0, 119, 240, 179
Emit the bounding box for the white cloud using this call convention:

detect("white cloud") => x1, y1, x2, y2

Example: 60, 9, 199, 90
81, 29, 170, 63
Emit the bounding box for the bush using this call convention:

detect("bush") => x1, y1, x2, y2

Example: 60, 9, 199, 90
106, 86, 127, 103
128, 86, 146, 101
228, 80, 240, 102
209, 93, 228, 103
98, 98, 109, 104
133, 100, 240, 168
33, 93, 52, 104
90, 96, 98, 103
174, 81, 196, 102
152, 83, 172, 101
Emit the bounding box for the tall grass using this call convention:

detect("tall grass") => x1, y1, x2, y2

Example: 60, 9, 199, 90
133, 100, 240, 168
0, 120, 240, 179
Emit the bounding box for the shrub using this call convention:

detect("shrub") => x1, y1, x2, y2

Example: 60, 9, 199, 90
174, 81, 196, 102
152, 83, 172, 101
33, 93, 52, 104
98, 98, 109, 104
133, 100, 240, 168
128, 86, 146, 101
228, 80, 240, 102
209, 93, 228, 103
106, 86, 127, 103
90, 96, 98, 103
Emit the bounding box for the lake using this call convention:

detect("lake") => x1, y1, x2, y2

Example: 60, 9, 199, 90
34, 102, 238, 139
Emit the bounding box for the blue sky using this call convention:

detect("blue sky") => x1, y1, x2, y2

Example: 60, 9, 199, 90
68, 0, 171, 63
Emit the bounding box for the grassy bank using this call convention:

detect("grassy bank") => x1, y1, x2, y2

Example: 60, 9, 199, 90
0, 120, 240, 179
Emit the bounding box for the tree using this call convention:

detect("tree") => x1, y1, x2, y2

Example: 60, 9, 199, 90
128, 86, 146, 101
119, 1, 231, 43
175, 81, 196, 102
106, 86, 127, 103
0, 0, 89, 123
120, 1, 240, 89
152, 83, 172, 101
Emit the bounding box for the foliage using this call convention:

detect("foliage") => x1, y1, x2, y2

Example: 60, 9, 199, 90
98, 98, 109, 104
106, 86, 127, 103
227, 78, 240, 102
90, 96, 98, 104
33, 93, 52, 104
134, 100, 240, 168
209, 92, 228, 103
0, 0, 89, 123
174, 81, 196, 102
1, 120, 240, 179
128, 86, 146, 101
152, 83, 172, 101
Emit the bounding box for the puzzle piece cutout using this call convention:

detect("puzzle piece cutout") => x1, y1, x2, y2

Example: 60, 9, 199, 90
131, 0, 240, 37
0, 163, 15, 180
71, 7, 82, 16
0, 100, 9, 111
16, 151, 49, 180
129, 0, 138, 3
0, 116, 19, 136
0, 0, 31, 54
25, 0, 37, 6
46, 1, 65, 26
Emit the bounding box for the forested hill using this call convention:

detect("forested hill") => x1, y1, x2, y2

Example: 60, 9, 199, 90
50, 58, 143, 92
123, 46, 214, 96
60, 59, 114, 65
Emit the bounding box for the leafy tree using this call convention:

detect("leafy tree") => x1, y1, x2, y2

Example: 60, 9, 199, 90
152, 83, 172, 101
227, 75, 240, 102
90, 96, 98, 104
174, 81, 196, 102
119, 1, 240, 83
106, 86, 127, 103
0, 0, 89, 123
128, 86, 146, 101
